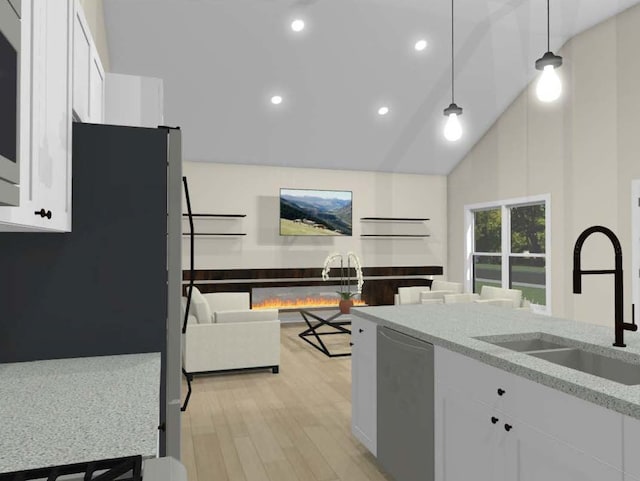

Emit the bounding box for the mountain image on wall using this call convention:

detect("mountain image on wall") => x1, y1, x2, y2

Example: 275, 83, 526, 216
280, 189, 352, 236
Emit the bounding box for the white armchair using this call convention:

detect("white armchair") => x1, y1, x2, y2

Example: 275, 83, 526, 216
443, 286, 522, 308
395, 286, 430, 305
419, 280, 463, 303
474, 286, 522, 308
182, 288, 281, 374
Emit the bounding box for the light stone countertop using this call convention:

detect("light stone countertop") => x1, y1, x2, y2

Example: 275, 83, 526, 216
353, 303, 640, 419
0, 353, 160, 473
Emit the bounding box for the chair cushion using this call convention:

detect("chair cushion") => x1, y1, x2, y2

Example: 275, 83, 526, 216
421, 298, 444, 305
420, 290, 454, 302
398, 286, 430, 305
203, 292, 250, 312
475, 298, 515, 308
190, 287, 213, 324
215, 309, 279, 324
430, 280, 463, 294
443, 293, 480, 304
479, 286, 522, 308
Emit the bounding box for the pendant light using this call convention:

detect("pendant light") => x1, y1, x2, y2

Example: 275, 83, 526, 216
443, 0, 462, 142
535, 0, 563, 102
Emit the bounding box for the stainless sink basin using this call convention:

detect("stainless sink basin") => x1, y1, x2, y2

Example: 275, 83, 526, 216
476, 333, 572, 352
529, 349, 640, 385
490, 338, 571, 352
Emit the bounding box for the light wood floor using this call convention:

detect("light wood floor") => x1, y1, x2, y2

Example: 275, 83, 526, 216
181, 323, 391, 481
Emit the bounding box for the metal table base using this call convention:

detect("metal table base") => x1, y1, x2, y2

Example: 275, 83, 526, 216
298, 310, 352, 358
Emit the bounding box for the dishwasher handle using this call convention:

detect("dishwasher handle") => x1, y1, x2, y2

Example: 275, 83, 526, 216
378, 328, 433, 352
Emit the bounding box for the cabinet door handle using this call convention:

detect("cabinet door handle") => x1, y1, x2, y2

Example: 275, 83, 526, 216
359, 328, 364, 333
34, 209, 52, 219
349, 342, 354, 346
497, 388, 506, 396
504, 424, 513, 432
491, 416, 499, 424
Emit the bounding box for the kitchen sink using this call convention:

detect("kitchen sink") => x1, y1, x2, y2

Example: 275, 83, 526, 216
476, 333, 572, 352
529, 349, 640, 385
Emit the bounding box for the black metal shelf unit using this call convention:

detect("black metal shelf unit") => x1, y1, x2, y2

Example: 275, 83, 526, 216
182, 212, 247, 236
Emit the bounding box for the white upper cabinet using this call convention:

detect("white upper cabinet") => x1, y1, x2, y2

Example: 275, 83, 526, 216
0, 0, 72, 232
0, 0, 106, 231
89, 56, 104, 123
72, 0, 104, 124
72, 5, 90, 121
105, 73, 164, 128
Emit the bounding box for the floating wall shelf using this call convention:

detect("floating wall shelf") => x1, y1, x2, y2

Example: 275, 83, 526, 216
361, 234, 430, 238
360, 217, 430, 237
182, 213, 246, 218
360, 217, 430, 222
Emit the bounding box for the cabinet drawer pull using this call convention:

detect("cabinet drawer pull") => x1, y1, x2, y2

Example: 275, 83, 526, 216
497, 388, 506, 396
504, 424, 513, 432
359, 328, 364, 333
34, 209, 52, 219
491, 416, 499, 424
349, 342, 354, 346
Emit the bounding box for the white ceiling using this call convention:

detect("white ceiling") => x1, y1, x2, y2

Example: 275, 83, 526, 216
104, 0, 640, 175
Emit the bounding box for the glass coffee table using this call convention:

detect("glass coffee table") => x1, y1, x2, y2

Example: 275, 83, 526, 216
298, 309, 352, 358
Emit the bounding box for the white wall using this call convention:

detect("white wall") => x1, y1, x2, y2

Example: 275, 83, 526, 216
79, 0, 109, 71
448, 4, 640, 326
183, 162, 447, 272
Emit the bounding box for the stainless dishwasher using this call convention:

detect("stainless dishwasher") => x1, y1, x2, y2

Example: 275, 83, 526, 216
377, 327, 434, 481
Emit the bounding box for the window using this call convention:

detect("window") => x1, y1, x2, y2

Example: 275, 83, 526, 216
466, 195, 550, 313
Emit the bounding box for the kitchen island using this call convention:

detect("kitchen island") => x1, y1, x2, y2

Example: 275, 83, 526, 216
0, 353, 160, 473
351, 303, 640, 481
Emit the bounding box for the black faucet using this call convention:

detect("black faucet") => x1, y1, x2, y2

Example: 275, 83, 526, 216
573, 225, 636, 347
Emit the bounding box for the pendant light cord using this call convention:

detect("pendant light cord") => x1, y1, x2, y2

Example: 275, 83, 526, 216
451, 0, 455, 104
547, 0, 550, 52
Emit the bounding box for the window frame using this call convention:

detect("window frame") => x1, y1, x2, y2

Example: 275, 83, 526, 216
464, 194, 551, 315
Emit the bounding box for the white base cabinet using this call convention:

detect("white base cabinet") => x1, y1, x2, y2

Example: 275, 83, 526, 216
435, 383, 511, 481
351, 316, 377, 456
434, 346, 625, 481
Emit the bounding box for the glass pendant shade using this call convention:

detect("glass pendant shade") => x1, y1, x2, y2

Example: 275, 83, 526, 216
443, 103, 463, 142
536, 64, 562, 102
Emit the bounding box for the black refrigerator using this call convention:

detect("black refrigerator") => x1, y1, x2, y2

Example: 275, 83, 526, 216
0, 123, 183, 460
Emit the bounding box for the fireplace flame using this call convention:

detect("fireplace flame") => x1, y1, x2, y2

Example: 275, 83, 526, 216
253, 296, 366, 310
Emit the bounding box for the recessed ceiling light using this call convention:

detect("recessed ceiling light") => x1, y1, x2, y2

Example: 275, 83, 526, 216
377, 106, 390, 116
291, 19, 305, 32
270, 95, 283, 105
414, 39, 428, 51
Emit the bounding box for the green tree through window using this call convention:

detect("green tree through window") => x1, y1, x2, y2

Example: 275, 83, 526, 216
474, 209, 501, 252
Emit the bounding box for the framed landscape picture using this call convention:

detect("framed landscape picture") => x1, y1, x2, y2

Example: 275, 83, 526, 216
280, 188, 353, 236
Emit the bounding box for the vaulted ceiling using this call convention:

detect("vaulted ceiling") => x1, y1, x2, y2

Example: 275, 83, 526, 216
104, 0, 640, 174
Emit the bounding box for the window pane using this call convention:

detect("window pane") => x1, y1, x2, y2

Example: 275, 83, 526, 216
474, 209, 501, 253
511, 204, 545, 254
473, 255, 502, 294
509, 257, 546, 306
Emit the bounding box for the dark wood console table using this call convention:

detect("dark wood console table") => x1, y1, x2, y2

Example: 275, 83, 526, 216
183, 266, 443, 306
